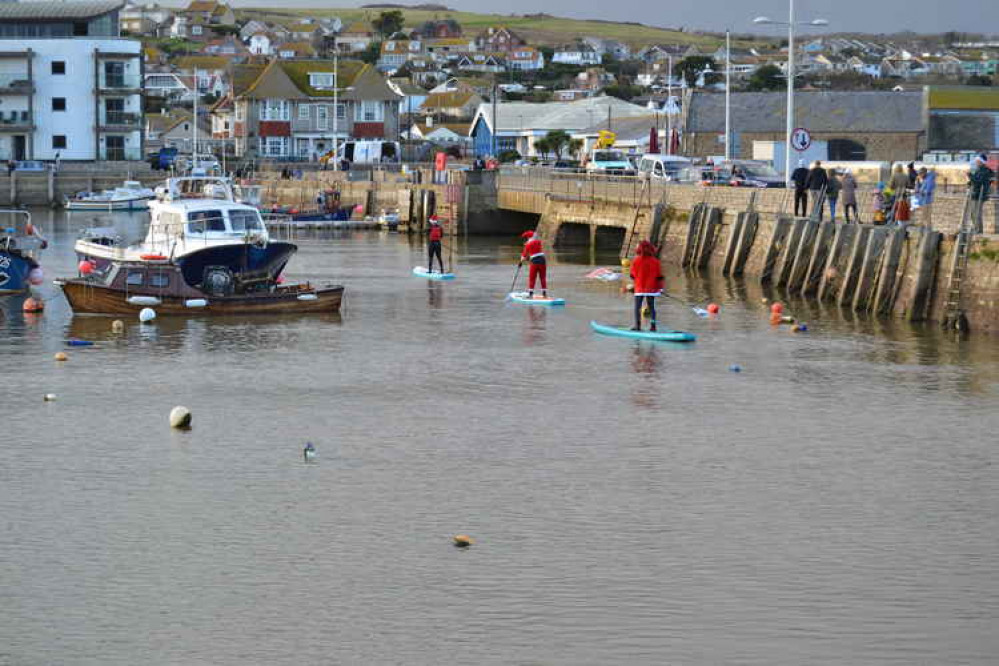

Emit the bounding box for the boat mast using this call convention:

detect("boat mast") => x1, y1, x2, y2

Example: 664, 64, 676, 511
193, 68, 199, 166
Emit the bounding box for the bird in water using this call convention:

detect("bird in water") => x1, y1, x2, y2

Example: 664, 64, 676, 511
303, 442, 316, 462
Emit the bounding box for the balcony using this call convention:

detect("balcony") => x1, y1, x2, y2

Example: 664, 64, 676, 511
99, 111, 141, 130
0, 110, 32, 131
97, 73, 142, 94
0, 74, 32, 94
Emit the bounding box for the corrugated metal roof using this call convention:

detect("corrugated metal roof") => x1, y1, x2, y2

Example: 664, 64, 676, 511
687, 91, 924, 134
476, 96, 653, 134
0, 1, 124, 20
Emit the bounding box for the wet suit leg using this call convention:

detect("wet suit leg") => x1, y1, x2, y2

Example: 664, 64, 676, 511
428, 240, 443, 272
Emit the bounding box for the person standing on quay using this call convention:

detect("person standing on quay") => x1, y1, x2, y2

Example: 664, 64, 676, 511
807, 160, 829, 221
825, 168, 842, 222
791, 159, 810, 217
916, 167, 936, 228
841, 169, 858, 223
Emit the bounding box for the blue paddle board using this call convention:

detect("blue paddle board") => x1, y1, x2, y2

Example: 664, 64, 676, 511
507, 291, 565, 306
590, 320, 696, 342
413, 266, 455, 280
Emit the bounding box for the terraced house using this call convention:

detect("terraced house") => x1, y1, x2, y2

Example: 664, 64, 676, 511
222, 60, 401, 160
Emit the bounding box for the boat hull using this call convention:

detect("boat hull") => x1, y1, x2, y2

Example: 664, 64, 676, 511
0, 251, 38, 294
58, 281, 343, 316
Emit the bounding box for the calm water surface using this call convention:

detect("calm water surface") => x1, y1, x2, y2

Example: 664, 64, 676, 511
1, 210, 997, 665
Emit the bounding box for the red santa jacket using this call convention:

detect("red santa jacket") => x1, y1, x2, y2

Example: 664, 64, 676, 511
521, 237, 544, 259
630, 255, 664, 294
429, 225, 443, 241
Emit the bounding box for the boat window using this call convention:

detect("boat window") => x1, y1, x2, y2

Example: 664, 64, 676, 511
188, 210, 226, 232
126, 271, 144, 286
229, 209, 263, 232
149, 273, 169, 288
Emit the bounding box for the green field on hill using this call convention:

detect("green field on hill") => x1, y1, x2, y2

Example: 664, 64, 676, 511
235, 7, 757, 50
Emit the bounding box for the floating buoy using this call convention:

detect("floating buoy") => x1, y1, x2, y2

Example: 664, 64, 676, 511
729, 364, 742, 373
770, 302, 784, 315
620, 258, 632, 269
303, 442, 316, 461
66, 339, 94, 347
43, 393, 57, 401
707, 303, 720, 314
793, 323, 809, 333
54, 352, 68, 362
78, 260, 95, 276
169, 406, 191, 429
453, 535, 475, 548
22, 297, 44, 313
28, 267, 44, 285
289, 208, 299, 215
111, 319, 125, 333
354, 204, 364, 214
761, 297, 769, 304
139, 307, 156, 323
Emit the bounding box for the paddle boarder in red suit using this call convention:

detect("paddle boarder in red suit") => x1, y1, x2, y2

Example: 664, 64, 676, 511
630, 240, 663, 331
520, 231, 547, 298
428, 215, 444, 273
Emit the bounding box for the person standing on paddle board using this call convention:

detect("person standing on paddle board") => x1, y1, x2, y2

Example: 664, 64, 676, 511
630, 240, 663, 332
519, 231, 547, 298
428, 216, 445, 273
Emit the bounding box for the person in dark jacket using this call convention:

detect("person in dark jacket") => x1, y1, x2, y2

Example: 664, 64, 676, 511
791, 159, 809, 216
806, 161, 829, 221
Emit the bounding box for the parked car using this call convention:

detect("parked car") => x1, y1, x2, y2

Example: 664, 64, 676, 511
585, 149, 635, 176
148, 147, 178, 170
14, 160, 47, 172
637, 154, 692, 181
716, 160, 785, 188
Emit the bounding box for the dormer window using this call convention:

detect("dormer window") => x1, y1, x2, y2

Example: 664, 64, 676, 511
309, 72, 335, 89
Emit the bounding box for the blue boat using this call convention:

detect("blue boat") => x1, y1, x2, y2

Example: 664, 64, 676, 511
0, 210, 45, 294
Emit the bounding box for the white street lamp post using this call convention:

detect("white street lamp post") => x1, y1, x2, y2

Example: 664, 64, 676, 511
754, 3, 828, 186
725, 30, 731, 162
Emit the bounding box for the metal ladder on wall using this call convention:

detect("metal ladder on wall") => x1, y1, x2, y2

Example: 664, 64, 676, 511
941, 193, 976, 331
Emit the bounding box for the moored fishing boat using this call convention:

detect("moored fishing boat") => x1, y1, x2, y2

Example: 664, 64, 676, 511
0, 210, 46, 294
65, 181, 156, 211
55, 259, 343, 316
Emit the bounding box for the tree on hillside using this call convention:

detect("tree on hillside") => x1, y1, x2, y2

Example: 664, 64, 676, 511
746, 64, 784, 91
674, 56, 716, 87
373, 10, 405, 38
360, 41, 381, 65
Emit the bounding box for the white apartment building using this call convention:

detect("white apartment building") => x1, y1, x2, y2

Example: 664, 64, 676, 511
0, 1, 143, 162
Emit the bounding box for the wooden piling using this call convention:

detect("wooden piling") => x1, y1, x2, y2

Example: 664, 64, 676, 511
681, 203, 704, 268
800, 221, 835, 296
775, 218, 808, 288
837, 225, 872, 307
852, 227, 889, 312
903, 229, 942, 321
721, 212, 746, 276
786, 219, 820, 291
872, 226, 907, 315
731, 212, 759, 276
695, 207, 722, 269
817, 224, 857, 301
760, 215, 792, 284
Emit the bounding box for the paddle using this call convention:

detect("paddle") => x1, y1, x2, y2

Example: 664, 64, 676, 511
661, 292, 710, 318
509, 259, 523, 293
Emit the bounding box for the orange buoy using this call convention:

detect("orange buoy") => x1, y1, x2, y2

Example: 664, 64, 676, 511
78, 260, 94, 276
54, 352, 67, 362
22, 297, 44, 313
453, 535, 474, 548
707, 303, 720, 314
770, 302, 784, 315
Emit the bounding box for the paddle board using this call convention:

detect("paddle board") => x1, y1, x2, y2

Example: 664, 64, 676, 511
413, 266, 455, 280
590, 320, 696, 342
507, 291, 565, 306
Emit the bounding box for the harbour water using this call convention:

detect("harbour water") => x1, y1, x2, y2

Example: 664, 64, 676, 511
1, 210, 998, 664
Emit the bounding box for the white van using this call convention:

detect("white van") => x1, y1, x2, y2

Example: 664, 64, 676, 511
637, 154, 692, 181
335, 140, 400, 164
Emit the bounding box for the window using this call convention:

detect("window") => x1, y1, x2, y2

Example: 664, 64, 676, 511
188, 210, 226, 232
52, 97, 66, 112
259, 99, 289, 121
126, 272, 144, 286
308, 72, 335, 89
261, 136, 288, 156
298, 104, 310, 120
52, 135, 66, 149
51, 61, 65, 75
336, 103, 346, 121
150, 273, 170, 288
355, 100, 383, 122
72, 21, 87, 37
229, 209, 262, 232
317, 105, 328, 130
192, 25, 202, 35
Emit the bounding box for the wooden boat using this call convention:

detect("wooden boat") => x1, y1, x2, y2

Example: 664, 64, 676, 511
55, 259, 342, 316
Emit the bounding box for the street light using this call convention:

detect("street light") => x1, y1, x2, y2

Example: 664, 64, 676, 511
753, 2, 828, 186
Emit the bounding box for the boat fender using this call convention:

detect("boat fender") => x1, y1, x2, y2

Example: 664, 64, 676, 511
184, 299, 208, 308
297, 293, 319, 301
140, 253, 167, 261
128, 295, 162, 306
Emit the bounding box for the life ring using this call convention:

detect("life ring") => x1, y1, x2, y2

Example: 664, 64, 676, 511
140, 253, 167, 261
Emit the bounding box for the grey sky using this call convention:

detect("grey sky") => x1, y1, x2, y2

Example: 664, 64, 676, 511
232, 0, 999, 36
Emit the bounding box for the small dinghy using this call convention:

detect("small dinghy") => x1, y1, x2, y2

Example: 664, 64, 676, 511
590, 320, 696, 342
507, 291, 565, 306
413, 266, 455, 281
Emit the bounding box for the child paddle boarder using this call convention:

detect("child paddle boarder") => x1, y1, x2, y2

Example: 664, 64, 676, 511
428, 215, 445, 273
519, 230, 547, 298
630, 240, 664, 332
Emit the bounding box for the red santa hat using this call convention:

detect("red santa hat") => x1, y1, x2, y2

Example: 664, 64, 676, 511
521, 231, 535, 239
